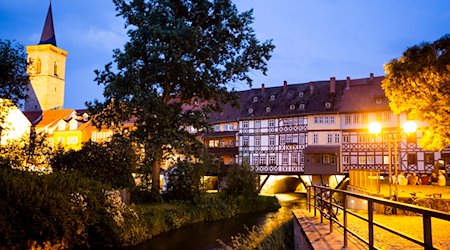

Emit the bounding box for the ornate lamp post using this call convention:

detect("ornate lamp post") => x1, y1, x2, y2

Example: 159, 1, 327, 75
368, 120, 417, 200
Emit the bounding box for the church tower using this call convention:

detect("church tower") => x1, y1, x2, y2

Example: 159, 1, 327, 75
25, 2, 68, 112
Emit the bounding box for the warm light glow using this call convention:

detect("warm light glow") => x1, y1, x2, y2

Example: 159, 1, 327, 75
368, 121, 381, 134
402, 120, 417, 134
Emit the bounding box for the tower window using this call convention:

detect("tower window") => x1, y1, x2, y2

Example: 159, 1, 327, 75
35, 58, 41, 74
54, 61, 58, 76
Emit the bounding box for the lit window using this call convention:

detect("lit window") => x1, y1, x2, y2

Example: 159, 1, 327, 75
361, 114, 368, 124
345, 115, 351, 125
68, 136, 78, 145
367, 156, 374, 164
353, 114, 360, 124
358, 156, 366, 164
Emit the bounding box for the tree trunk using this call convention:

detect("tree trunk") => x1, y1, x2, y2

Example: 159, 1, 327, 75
151, 147, 163, 195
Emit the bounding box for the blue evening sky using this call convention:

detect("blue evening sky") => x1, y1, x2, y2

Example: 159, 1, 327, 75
0, 0, 449, 109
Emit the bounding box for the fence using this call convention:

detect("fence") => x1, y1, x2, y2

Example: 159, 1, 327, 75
349, 169, 380, 194
306, 185, 450, 249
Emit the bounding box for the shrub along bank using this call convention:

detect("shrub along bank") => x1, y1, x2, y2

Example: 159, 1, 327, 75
0, 169, 280, 248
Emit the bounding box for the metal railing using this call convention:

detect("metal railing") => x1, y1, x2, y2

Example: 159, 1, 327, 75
306, 185, 450, 250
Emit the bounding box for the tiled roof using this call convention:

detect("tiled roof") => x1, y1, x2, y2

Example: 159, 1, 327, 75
35, 109, 75, 128
23, 111, 43, 125
339, 76, 390, 113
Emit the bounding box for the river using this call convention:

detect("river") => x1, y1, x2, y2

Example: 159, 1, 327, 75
122, 193, 306, 250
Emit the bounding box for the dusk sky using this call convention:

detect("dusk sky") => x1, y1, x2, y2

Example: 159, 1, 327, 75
1, 0, 449, 109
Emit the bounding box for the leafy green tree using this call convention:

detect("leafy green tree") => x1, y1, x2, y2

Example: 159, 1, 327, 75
382, 34, 450, 151
222, 163, 258, 198
51, 137, 138, 188
87, 0, 274, 194
0, 40, 30, 139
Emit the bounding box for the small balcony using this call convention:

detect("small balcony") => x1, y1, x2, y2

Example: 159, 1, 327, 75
207, 146, 238, 156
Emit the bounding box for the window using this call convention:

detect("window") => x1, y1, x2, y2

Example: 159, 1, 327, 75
343, 156, 350, 164
270, 95, 276, 101
345, 115, 351, 125
254, 136, 261, 146
324, 102, 331, 109
375, 98, 382, 104
292, 153, 298, 164
252, 156, 259, 166
282, 153, 289, 165
243, 136, 249, 146
35, 58, 41, 74
243, 121, 249, 129
265, 107, 271, 112
279, 135, 285, 145
286, 134, 293, 144
384, 112, 392, 122
67, 136, 78, 145
248, 108, 253, 114
224, 123, 233, 131
53, 61, 58, 76
209, 140, 219, 147
407, 153, 417, 165
299, 134, 305, 144
367, 156, 374, 164
289, 104, 295, 110
425, 153, 434, 165
252, 96, 258, 102
353, 114, 360, 124
358, 135, 367, 143
254, 120, 261, 128
313, 134, 318, 144
57, 120, 66, 131
242, 156, 249, 165
358, 156, 366, 164
269, 136, 276, 146
214, 124, 220, 131
260, 156, 266, 165
299, 104, 305, 110
299, 92, 304, 97
343, 135, 349, 143
269, 156, 276, 165
361, 114, 368, 124
327, 134, 333, 143
57, 137, 64, 144
334, 133, 340, 143
268, 119, 275, 128
323, 154, 331, 164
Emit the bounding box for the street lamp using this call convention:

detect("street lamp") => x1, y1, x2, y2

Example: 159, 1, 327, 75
368, 120, 417, 200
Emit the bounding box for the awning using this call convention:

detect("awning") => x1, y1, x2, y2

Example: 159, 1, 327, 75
303, 145, 340, 154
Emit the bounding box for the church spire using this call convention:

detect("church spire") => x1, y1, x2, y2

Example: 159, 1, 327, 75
39, 2, 57, 46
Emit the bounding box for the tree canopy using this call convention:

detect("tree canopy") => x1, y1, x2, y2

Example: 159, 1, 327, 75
382, 34, 450, 151
87, 0, 274, 194
0, 40, 29, 105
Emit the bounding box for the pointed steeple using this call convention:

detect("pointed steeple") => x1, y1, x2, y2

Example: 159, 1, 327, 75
39, 2, 57, 46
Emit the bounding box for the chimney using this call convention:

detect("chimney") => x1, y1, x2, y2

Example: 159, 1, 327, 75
330, 77, 336, 93
345, 77, 351, 90
370, 73, 374, 80
261, 83, 265, 93
283, 80, 287, 94
309, 81, 314, 94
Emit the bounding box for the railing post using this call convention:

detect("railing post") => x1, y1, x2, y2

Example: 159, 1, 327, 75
329, 189, 333, 233
343, 193, 348, 248
313, 186, 317, 217
423, 214, 433, 249
368, 200, 374, 250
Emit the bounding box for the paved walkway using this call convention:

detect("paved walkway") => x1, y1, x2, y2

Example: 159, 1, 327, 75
293, 209, 366, 250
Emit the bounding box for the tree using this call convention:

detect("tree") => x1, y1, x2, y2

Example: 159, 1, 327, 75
382, 34, 450, 151
87, 0, 274, 195
0, 40, 30, 139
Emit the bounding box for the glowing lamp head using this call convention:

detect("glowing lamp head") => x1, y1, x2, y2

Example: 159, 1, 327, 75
368, 121, 382, 134
403, 120, 417, 134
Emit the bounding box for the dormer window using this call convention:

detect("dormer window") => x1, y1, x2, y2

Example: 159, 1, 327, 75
289, 104, 295, 110
270, 95, 276, 101
375, 98, 382, 104
266, 107, 271, 113
252, 96, 258, 102
299, 92, 304, 98
324, 101, 332, 109
248, 108, 253, 114
57, 120, 66, 131
69, 119, 78, 130
299, 103, 305, 111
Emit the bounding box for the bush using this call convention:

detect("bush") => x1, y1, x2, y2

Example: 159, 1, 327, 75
51, 137, 138, 189
0, 169, 123, 249
164, 161, 203, 201
222, 163, 258, 198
